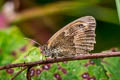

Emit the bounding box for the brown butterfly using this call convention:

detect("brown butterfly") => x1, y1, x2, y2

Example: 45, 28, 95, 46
35, 16, 96, 57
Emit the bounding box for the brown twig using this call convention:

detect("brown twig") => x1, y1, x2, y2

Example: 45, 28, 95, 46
0, 52, 120, 70
11, 67, 27, 80
26, 66, 32, 80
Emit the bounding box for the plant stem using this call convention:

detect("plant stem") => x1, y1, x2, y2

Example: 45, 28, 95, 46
0, 52, 120, 70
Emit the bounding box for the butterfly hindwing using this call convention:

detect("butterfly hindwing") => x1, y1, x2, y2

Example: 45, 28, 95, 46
47, 16, 96, 57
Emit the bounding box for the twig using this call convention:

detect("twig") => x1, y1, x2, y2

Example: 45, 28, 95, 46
10, 67, 27, 80
0, 52, 120, 70
26, 66, 32, 80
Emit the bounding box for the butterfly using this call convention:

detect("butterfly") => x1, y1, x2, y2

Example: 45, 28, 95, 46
35, 16, 96, 57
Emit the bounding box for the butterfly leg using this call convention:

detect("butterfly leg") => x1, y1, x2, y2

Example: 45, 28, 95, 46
51, 52, 59, 67
53, 53, 60, 66
51, 52, 59, 58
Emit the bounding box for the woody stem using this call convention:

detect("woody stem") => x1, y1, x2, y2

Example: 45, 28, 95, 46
0, 52, 120, 70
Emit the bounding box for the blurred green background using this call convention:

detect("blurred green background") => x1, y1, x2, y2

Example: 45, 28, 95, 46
0, 0, 120, 52
0, 0, 120, 80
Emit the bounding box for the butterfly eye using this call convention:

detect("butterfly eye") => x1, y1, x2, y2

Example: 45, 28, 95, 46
79, 24, 84, 26
79, 24, 85, 28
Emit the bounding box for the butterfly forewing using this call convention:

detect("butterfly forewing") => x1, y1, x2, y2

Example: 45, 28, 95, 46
47, 16, 96, 57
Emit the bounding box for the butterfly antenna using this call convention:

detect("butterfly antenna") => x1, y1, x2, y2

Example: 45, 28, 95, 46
24, 38, 41, 46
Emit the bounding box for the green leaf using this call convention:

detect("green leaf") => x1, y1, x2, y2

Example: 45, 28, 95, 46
102, 57, 120, 80
0, 26, 28, 65
13, 47, 45, 63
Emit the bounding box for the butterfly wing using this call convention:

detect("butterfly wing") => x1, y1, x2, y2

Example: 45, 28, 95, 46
47, 16, 96, 57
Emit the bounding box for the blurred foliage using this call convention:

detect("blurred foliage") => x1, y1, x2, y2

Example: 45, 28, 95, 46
0, 27, 28, 65
0, 0, 120, 80
116, 0, 120, 22
0, 0, 4, 10
14, 1, 118, 24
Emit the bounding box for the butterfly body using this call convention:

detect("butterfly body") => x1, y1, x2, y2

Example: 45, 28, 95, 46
40, 16, 96, 58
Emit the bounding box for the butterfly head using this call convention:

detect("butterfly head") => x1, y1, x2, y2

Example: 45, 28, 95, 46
40, 45, 53, 57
